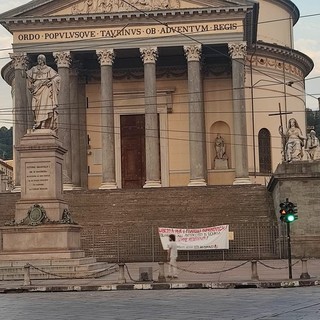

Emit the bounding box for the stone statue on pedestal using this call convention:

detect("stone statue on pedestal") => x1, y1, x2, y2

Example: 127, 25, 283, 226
214, 134, 228, 169
280, 118, 305, 162
305, 130, 320, 160
26, 54, 60, 130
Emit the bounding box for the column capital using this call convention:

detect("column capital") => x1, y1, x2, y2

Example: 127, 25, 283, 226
53, 51, 72, 68
9, 52, 28, 70
140, 47, 158, 64
228, 42, 247, 60
96, 49, 115, 66
184, 44, 202, 62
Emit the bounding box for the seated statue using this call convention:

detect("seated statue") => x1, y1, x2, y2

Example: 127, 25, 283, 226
280, 118, 305, 162
305, 130, 319, 160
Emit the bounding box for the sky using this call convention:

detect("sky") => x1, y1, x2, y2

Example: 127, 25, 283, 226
0, 0, 319, 128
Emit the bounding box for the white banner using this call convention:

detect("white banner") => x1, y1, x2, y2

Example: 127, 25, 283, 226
158, 225, 229, 251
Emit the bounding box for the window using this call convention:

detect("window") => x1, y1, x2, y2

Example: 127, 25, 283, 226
258, 128, 272, 173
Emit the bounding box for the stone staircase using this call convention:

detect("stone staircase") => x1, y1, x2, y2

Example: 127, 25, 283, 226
0, 185, 279, 264
66, 185, 275, 224
0, 257, 116, 280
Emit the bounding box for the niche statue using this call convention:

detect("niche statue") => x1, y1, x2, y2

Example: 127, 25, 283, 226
214, 134, 228, 169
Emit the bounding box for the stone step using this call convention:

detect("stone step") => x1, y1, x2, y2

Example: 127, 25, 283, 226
0, 264, 116, 280
0, 257, 97, 267
0, 262, 109, 274
0, 185, 278, 261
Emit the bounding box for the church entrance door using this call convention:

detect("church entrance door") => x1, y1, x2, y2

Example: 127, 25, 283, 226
121, 114, 146, 189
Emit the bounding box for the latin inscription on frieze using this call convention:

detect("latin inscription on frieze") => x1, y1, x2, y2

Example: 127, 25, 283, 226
13, 21, 242, 44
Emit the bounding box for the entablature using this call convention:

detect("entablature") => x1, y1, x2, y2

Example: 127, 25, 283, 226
248, 42, 314, 78
2, 6, 251, 29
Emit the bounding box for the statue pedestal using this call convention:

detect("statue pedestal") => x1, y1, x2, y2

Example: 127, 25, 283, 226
214, 158, 228, 170
16, 129, 67, 222
0, 225, 83, 260
1, 130, 83, 260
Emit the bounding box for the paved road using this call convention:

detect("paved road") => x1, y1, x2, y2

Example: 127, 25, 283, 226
1, 287, 320, 320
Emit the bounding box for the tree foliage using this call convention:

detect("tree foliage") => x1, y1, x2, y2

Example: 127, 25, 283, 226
0, 126, 13, 160
306, 108, 320, 137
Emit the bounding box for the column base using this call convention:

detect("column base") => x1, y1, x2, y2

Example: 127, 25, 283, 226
71, 186, 83, 191
63, 183, 76, 191
188, 179, 207, 187
99, 182, 118, 190
143, 180, 161, 188
300, 272, 311, 279
233, 177, 252, 185
11, 186, 21, 193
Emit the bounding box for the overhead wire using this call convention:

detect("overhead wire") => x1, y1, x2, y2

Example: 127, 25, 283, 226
117, 0, 318, 102
0, 1, 318, 137
0, 117, 289, 152
0, 3, 318, 106
1, 5, 317, 109
0, 90, 312, 115
0, 10, 319, 56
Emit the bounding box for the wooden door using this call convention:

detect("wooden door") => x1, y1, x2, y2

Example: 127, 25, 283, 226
121, 115, 146, 189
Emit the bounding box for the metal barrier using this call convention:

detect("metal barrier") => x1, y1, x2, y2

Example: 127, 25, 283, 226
80, 221, 287, 263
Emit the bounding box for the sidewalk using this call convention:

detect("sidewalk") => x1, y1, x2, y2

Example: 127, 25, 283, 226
0, 259, 319, 293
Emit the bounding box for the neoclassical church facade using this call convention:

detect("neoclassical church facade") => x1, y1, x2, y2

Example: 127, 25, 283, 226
0, 0, 313, 190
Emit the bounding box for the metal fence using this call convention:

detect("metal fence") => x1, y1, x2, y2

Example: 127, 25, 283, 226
81, 221, 288, 262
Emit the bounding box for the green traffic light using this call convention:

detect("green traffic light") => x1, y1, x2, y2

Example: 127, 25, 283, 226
279, 200, 298, 223
286, 214, 295, 222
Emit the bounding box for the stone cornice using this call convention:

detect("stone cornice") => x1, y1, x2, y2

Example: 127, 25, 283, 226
0, 6, 251, 30
274, 0, 299, 25
1, 62, 14, 87
248, 42, 314, 77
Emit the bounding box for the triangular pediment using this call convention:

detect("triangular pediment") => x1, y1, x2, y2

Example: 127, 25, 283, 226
0, 0, 255, 19
53, 0, 248, 16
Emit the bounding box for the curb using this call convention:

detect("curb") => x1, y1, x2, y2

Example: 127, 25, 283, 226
0, 279, 319, 293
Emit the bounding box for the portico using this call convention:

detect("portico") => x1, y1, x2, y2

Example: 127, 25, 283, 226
1, 0, 267, 189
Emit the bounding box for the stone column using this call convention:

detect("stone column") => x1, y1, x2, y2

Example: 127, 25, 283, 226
53, 51, 73, 189
78, 74, 88, 189
140, 47, 161, 188
9, 53, 28, 191
228, 43, 251, 184
184, 45, 207, 187
70, 67, 81, 189
96, 49, 117, 189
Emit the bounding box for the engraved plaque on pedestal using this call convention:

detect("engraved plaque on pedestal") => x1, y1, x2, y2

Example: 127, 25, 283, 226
0, 129, 83, 261
214, 158, 228, 170
15, 129, 67, 222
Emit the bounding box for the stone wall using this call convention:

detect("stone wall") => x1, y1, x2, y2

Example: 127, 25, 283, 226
0, 185, 278, 261
268, 161, 320, 257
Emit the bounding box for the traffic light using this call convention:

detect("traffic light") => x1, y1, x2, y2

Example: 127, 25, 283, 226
286, 201, 298, 223
279, 200, 298, 223
279, 202, 287, 222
